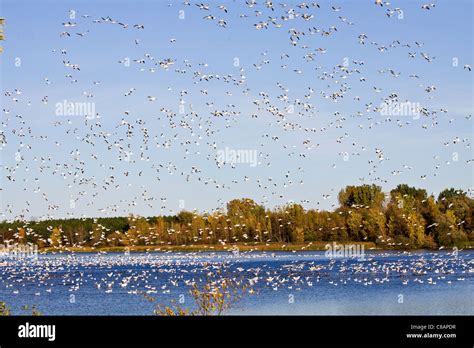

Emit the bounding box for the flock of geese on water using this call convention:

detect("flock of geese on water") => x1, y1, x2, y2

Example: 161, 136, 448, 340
0, 251, 472, 301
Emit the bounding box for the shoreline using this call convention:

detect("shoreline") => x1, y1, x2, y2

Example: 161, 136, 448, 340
32, 241, 473, 254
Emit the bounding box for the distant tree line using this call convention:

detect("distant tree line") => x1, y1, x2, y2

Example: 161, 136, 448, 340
0, 185, 472, 249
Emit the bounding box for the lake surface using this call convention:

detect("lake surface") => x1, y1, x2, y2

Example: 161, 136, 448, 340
0, 250, 473, 315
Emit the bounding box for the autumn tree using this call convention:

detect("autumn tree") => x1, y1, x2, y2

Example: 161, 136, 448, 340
17, 227, 26, 244
49, 227, 62, 247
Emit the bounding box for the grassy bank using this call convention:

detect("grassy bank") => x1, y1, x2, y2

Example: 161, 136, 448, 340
39, 241, 379, 253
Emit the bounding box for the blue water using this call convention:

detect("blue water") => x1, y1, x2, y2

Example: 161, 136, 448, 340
0, 250, 473, 315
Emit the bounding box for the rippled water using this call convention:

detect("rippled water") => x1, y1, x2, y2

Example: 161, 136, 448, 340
0, 250, 473, 315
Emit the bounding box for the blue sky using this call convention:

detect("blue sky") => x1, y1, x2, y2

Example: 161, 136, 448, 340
0, 0, 472, 220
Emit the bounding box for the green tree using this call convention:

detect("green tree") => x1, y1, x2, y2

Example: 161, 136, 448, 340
338, 184, 384, 209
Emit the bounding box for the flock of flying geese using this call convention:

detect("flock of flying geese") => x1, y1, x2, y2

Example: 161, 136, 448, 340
1, 1, 471, 222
